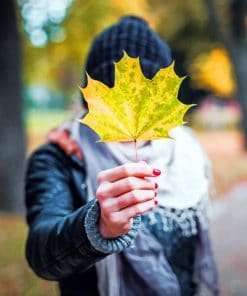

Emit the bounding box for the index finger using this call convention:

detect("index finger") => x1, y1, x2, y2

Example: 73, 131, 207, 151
98, 161, 159, 183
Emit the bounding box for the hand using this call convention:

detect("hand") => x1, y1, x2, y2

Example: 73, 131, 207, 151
96, 161, 160, 238
47, 128, 83, 160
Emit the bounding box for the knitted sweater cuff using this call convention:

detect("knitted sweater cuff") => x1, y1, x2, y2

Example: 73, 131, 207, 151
84, 199, 141, 254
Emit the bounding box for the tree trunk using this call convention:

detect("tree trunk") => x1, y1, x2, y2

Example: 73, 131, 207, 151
230, 44, 247, 148
0, 0, 25, 212
203, 0, 247, 148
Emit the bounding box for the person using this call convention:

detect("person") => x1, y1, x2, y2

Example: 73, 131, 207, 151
25, 16, 219, 296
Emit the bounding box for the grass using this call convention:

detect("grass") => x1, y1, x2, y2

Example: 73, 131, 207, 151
25, 110, 73, 134
0, 110, 72, 295
0, 214, 57, 296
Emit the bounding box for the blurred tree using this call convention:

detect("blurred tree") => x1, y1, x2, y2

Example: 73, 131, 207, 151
149, 0, 214, 106
19, 0, 152, 103
203, 0, 247, 146
0, 0, 25, 212
150, 0, 247, 145
149, 0, 213, 60
190, 47, 236, 97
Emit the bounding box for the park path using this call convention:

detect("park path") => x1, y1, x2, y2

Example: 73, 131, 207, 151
210, 183, 247, 296
196, 131, 247, 295
196, 130, 247, 196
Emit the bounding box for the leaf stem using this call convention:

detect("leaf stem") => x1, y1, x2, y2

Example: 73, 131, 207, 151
134, 139, 138, 162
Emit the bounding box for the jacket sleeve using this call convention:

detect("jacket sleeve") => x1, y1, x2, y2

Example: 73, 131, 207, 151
25, 144, 140, 280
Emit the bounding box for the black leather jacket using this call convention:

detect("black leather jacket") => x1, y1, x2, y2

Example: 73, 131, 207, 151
25, 142, 219, 296
25, 143, 106, 295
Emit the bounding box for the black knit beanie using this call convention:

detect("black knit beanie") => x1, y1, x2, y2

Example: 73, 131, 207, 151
83, 15, 172, 89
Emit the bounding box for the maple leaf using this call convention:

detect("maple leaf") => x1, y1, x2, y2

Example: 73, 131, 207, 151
79, 52, 194, 142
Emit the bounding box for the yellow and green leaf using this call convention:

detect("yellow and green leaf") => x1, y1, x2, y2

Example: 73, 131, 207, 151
79, 52, 194, 142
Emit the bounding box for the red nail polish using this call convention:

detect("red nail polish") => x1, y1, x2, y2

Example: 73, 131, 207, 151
154, 199, 159, 205
155, 191, 157, 197
155, 182, 158, 189
153, 169, 161, 176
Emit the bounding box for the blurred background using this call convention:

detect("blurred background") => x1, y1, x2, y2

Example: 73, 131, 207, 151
0, 0, 247, 295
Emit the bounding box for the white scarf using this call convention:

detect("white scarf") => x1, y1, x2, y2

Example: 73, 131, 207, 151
71, 120, 210, 209
70, 119, 210, 296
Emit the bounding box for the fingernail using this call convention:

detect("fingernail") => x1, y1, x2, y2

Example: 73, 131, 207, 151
154, 199, 159, 205
155, 191, 157, 197
155, 182, 158, 189
153, 169, 161, 176
143, 159, 148, 163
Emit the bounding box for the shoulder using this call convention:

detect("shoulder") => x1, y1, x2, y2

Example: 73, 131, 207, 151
26, 142, 85, 177
28, 143, 69, 168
